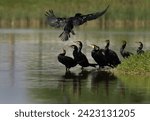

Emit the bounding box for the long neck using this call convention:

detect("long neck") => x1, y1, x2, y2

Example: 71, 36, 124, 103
78, 43, 82, 52
105, 42, 110, 50
94, 46, 100, 51
139, 43, 143, 50
60, 50, 66, 56
73, 46, 78, 58
120, 43, 126, 52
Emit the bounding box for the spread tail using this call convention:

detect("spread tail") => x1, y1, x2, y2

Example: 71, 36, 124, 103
59, 31, 70, 41
71, 30, 75, 35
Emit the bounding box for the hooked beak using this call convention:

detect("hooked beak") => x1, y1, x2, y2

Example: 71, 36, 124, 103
62, 48, 66, 53
69, 45, 75, 48
88, 44, 95, 48
73, 41, 80, 44
105, 39, 110, 42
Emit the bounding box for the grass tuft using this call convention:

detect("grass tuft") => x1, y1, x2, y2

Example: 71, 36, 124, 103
115, 51, 150, 75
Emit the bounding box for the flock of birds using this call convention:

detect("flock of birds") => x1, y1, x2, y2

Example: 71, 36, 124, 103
57, 40, 144, 71
45, 5, 145, 72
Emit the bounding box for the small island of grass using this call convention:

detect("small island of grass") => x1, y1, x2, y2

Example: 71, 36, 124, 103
114, 51, 150, 75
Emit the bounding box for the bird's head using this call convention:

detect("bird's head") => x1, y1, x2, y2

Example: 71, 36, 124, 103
89, 44, 100, 50
105, 39, 110, 49
62, 49, 66, 53
105, 39, 110, 43
69, 45, 78, 50
60, 48, 66, 55
136, 41, 143, 48
137, 41, 143, 45
75, 13, 82, 17
122, 40, 127, 45
73, 41, 82, 46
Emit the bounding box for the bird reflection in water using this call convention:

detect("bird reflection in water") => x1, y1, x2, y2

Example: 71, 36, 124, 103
58, 70, 91, 103
58, 70, 125, 103
90, 70, 125, 97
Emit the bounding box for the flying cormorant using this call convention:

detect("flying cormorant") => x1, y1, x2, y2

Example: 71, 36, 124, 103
45, 5, 109, 41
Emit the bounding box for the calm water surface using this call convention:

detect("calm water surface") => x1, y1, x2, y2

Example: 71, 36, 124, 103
0, 29, 150, 103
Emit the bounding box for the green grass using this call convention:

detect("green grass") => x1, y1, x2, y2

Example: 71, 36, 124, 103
0, 0, 149, 20
115, 51, 150, 75
0, 0, 149, 28
117, 74, 150, 101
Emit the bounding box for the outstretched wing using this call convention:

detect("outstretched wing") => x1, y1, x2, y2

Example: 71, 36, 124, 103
84, 5, 109, 21
45, 10, 67, 28
73, 5, 109, 26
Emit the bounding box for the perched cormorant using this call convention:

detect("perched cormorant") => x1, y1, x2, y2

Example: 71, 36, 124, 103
74, 41, 83, 52
120, 41, 133, 58
45, 5, 109, 41
58, 49, 77, 71
89, 44, 108, 68
104, 40, 121, 67
70, 44, 96, 69
137, 42, 144, 54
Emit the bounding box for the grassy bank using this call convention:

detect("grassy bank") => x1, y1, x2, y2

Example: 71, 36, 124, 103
115, 51, 150, 75
0, 0, 149, 28
117, 74, 150, 102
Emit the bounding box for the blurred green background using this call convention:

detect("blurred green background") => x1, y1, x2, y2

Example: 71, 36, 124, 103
0, 0, 149, 29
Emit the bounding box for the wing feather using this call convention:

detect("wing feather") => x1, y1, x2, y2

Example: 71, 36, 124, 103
84, 5, 109, 21
45, 10, 67, 28
73, 5, 109, 26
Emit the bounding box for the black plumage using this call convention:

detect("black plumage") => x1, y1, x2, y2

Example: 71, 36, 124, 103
104, 40, 121, 67
120, 41, 133, 58
90, 44, 108, 68
45, 5, 109, 41
70, 44, 96, 69
137, 42, 144, 54
58, 49, 77, 71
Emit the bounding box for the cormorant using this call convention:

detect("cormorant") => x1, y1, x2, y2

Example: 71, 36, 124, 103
120, 41, 133, 58
74, 41, 83, 52
89, 44, 108, 68
58, 49, 77, 71
45, 5, 109, 41
137, 42, 144, 54
104, 40, 121, 67
70, 44, 96, 69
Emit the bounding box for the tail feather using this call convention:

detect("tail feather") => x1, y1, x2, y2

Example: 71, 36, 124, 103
59, 31, 70, 41
89, 63, 98, 68
71, 30, 75, 35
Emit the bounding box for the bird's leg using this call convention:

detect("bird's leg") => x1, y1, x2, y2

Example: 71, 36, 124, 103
98, 66, 101, 70
66, 68, 68, 72
99, 66, 104, 70
68, 33, 70, 38
59, 32, 64, 37
108, 64, 114, 68
81, 67, 84, 70
71, 30, 75, 35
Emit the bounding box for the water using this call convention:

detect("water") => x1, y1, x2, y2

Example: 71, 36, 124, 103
0, 29, 150, 104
